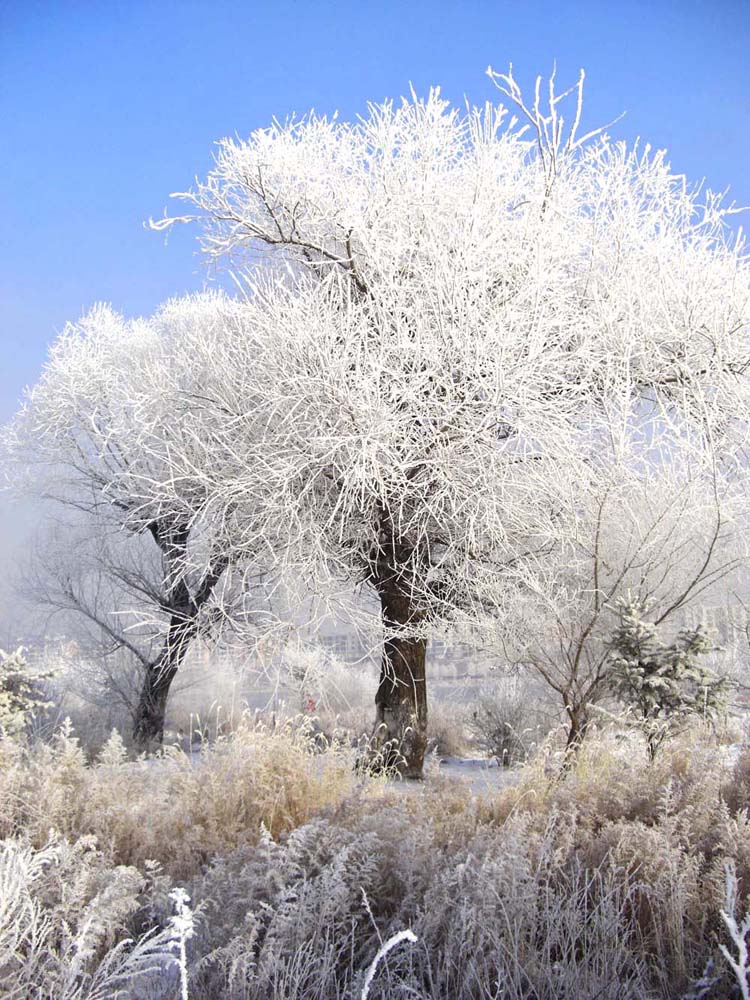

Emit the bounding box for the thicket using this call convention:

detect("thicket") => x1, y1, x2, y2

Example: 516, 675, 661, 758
3, 717, 750, 998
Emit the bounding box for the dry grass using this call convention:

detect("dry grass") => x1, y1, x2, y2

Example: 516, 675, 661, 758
0, 718, 359, 879
4, 716, 750, 997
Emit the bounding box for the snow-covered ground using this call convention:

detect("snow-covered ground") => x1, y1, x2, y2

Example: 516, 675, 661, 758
378, 755, 524, 796
435, 755, 524, 794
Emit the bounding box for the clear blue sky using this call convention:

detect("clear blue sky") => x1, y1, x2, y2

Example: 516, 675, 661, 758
1, 0, 748, 424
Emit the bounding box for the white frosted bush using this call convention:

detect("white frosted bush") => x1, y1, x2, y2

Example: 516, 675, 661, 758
0, 836, 180, 999
0, 647, 53, 740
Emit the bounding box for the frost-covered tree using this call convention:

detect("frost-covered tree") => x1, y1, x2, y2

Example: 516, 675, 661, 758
0, 647, 53, 739
495, 442, 745, 753
146, 66, 749, 777
608, 598, 728, 760
24, 524, 205, 732
4, 294, 265, 748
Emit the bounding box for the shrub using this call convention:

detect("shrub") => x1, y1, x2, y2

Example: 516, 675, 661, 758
0, 835, 180, 999
0, 647, 53, 740
467, 676, 553, 765
0, 716, 358, 878
426, 699, 470, 757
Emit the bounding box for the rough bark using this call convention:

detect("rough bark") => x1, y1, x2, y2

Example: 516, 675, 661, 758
372, 579, 428, 779
132, 661, 177, 748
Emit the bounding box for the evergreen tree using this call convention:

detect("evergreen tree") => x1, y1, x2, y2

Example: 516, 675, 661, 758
608, 599, 727, 760
0, 648, 53, 739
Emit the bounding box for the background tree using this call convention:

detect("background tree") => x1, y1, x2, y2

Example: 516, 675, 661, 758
148, 67, 750, 777
489, 433, 746, 753
4, 294, 259, 748
0, 647, 53, 740
22, 524, 210, 734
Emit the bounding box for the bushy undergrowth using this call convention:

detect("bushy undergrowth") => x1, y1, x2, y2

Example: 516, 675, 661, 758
0, 835, 181, 999
0, 719, 356, 878
3, 719, 750, 998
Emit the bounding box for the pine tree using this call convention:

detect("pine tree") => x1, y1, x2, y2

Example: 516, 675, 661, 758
608, 599, 727, 760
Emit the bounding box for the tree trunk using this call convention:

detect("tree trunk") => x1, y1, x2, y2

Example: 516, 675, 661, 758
131, 522, 227, 752
562, 703, 589, 765
372, 581, 428, 779
132, 607, 196, 751
132, 657, 178, 749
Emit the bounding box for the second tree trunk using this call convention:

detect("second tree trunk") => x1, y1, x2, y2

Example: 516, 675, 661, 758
132, 603, 197, 751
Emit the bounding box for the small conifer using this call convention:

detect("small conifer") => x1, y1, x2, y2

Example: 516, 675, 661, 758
608, 599, 727, 759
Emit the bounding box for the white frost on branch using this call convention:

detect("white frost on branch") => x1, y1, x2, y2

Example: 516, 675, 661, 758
134, 72, 750, 649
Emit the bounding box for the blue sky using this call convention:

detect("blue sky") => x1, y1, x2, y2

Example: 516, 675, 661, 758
1, 0, 749, 424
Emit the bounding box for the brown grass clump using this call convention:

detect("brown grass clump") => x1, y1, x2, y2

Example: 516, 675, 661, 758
0, 717, 357, 878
